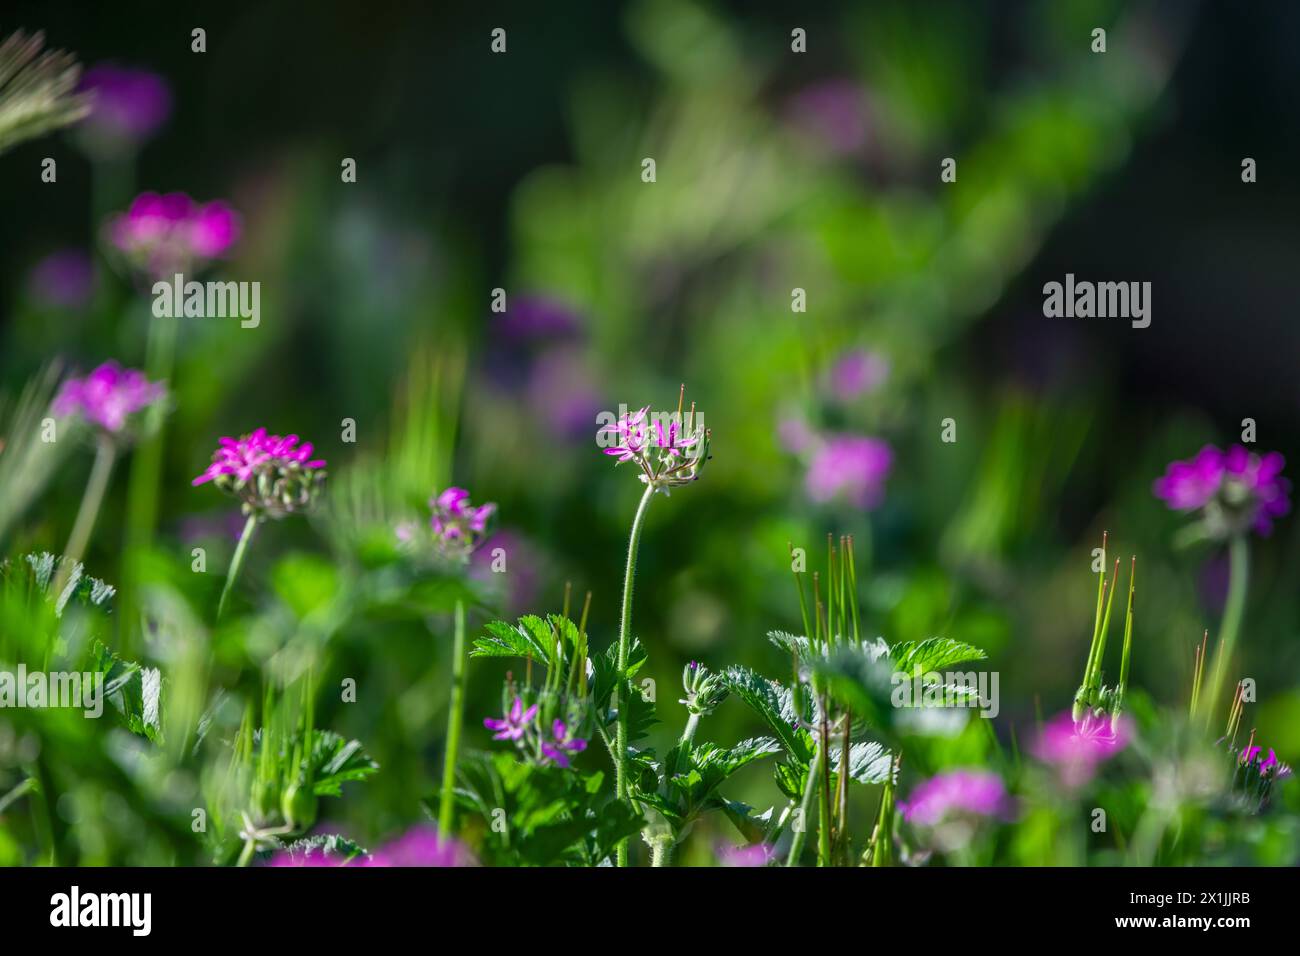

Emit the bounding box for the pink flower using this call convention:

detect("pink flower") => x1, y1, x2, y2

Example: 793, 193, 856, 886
191, 427, 326, 519
900, 769, 1010, 826
105, 191, 241, 279
1154, 444, 1290, 536
598, 391, 711, 491
188, 201, 241, 258
600, 406, 650, 462
362, 825, 474, 867
805, 435, 892, 509
717, 843, 774, 867
53, 361, 164, 434
540, 719, 588, 769
429, 486, 496, 557
268, 827, 473, 867
825, 349, 888, 403
192, 428, 325, 486
1242, 745, 1291, 779
1032, 711, 1131, 789
484, 696, 538, 742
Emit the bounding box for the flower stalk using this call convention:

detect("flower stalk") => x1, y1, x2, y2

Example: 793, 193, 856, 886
1201, 534, 1249, 725
54, 433, 117, 593
438, 598, 468, 834
218, 514, 259, 620
614, 481, 655, 867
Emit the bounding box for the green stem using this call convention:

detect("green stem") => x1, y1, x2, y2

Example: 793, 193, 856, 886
650, 837, 673, 867
680, 712, 700, 747
0, 777, 35, 815
614, 482, 656, 867
55, 435, 117, 590
785, 743, 824, 867
120, 310, 177, 652
236, 838, 256, 868
438, 599, 467, 835
817, 714, 832, 867
1202, 535, 1249, 724
217, 514, 260, 620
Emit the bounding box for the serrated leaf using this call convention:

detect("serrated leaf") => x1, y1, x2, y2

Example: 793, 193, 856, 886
829, 740, 893, 785
890, 637, 987, 675
719, 666, 811, 763
309, 730, 379, 796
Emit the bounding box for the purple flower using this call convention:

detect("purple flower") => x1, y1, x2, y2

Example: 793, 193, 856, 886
484, 696, 538, 741
496, 295, 583, 343
785, 79, 871, 157
429, 486, 496, 558
266, 827, 472, 867
600, 406, 650, 462
76, 64, 171, 153
899, 769, 1010, 826
776, 412, 815, 454
652, 416, 699, 458
362, 825, 474, 867
105, 191, 241, 280
540, 719, 588, 769
193, 429, 325, 486
717, 843, 774, 867
192, 428, 326, 519
805, 435, 892, 509
1032, 711, 1131, 789
526, 347, 603, 440
1242, 745, 1291, 779
825, 349, 888, 403
28, 249, 95, 309
52, 361, 164, 434
598, 391, 711, 491
1154, 444, 1290, 536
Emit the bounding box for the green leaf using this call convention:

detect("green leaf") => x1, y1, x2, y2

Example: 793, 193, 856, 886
473, 618, 551, 661
271, 553, 341, 620
829, 740, 893, 785
718, 666, 811, 763
309, 731, 379, 796
890, 637, 987, 674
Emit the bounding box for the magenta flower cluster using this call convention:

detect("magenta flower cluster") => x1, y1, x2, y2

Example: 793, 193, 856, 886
192, 427, 326, 519
1154, 444, 1290, 536
599, 402, 709, 491
53, 361, 164, 436
484, 696, 588, 769
1241, 744, 1291, 780
106, 191, 241, 279
900, 769, 1010, 826
430, 487, 496, 555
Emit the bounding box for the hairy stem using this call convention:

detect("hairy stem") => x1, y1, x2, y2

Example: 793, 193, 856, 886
614, 482, 655, 867
217, 514, 259, 620
650, 836, 674, 868
438, 599, 467, 835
